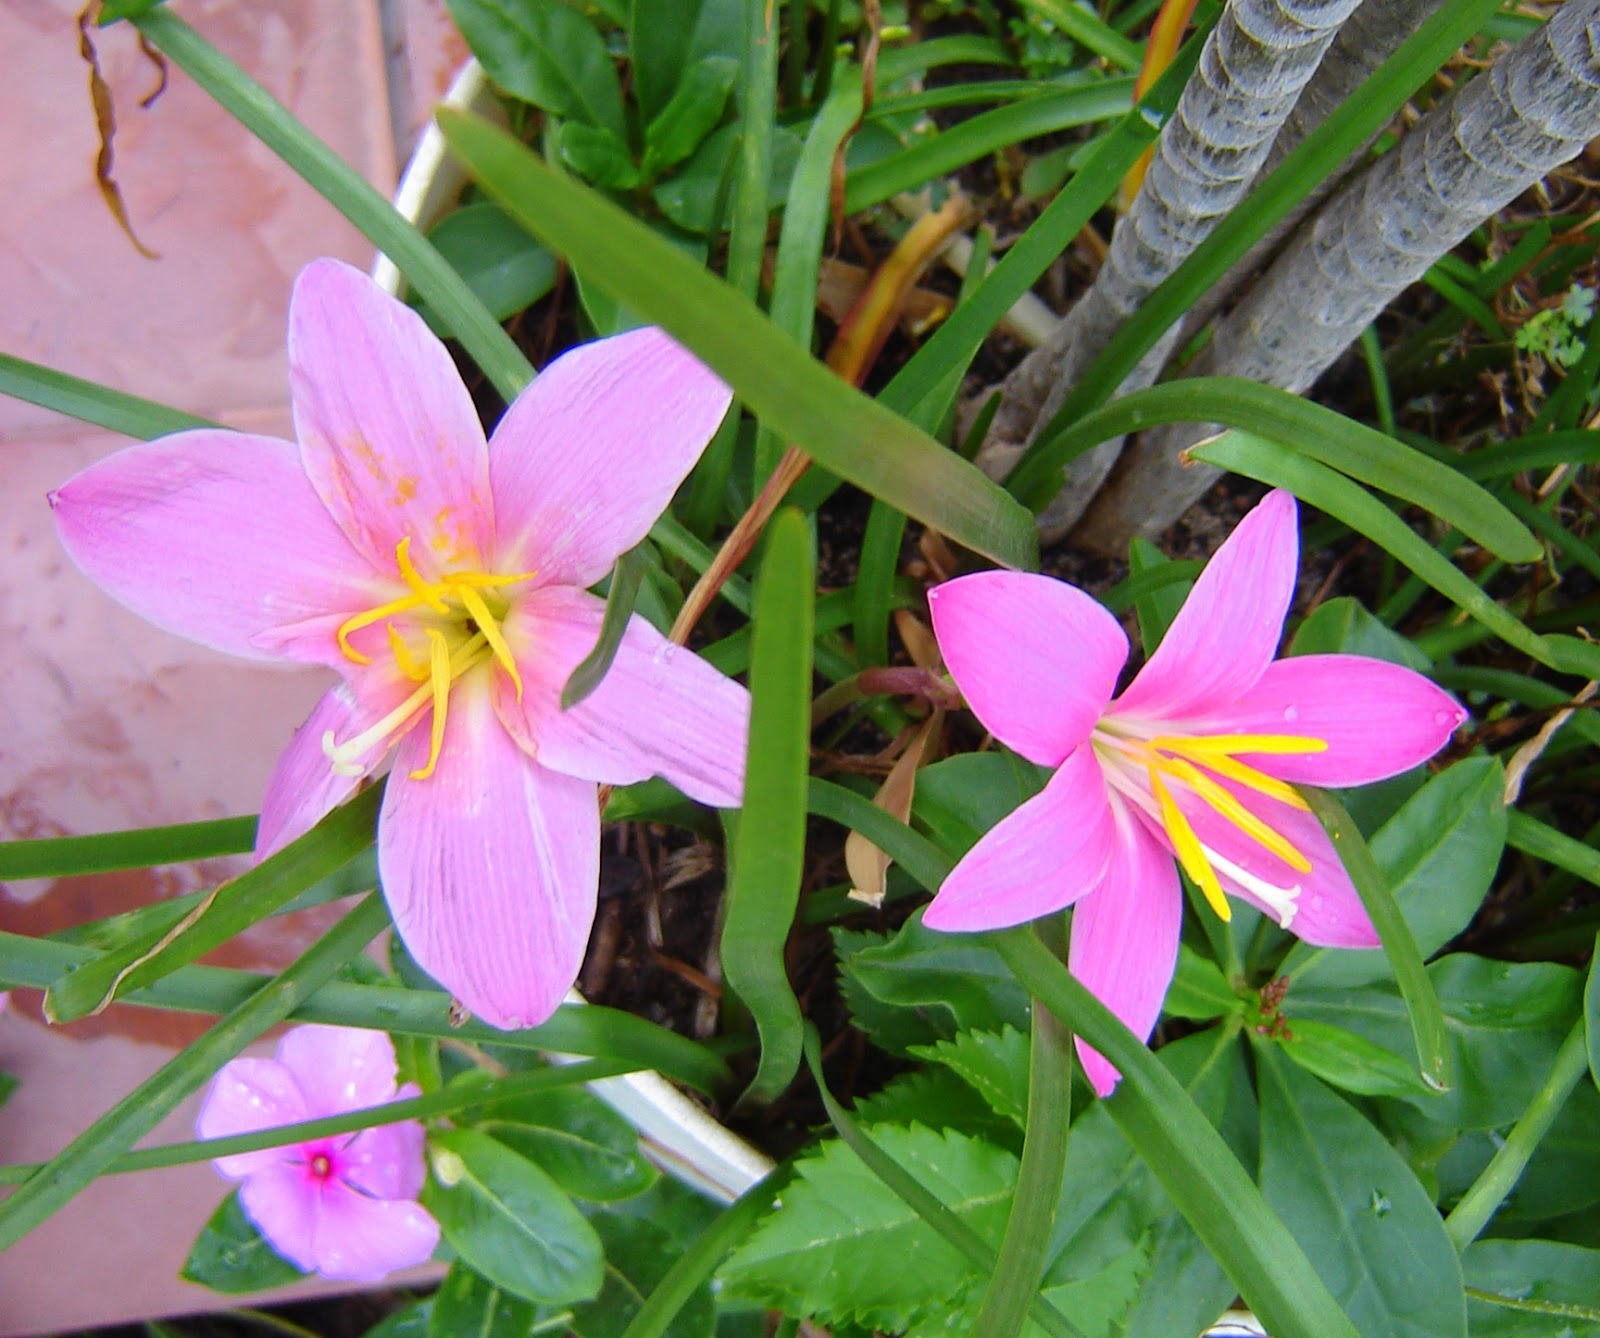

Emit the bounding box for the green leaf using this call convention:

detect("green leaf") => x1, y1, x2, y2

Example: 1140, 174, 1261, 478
717, 1125, 1016, 1332
721, 509, 812, 1104
1283, 758, 1507, 990
643, 56, 738, 176
435, 109, 1039, 571
1164, 945, 1241, 1022
1256, 1048, 1466, 1338
364, 1300, 434, 1338
909, 1027, 1030, 1128
850, 1067, 1022, 1147
1288, 596, 1430, 670
1277, 1019, 1431, 1100
1128, 535, 1190, 653
845, 911, 1031, 1036
0, 814, 254, 880
650, 122, 803, 235
430, 1264, 541, 1338
629, 0, 742, 121
1290, 955, 1582, 1129
180, 1189, 307, 1294
1463, 1240, 1600, 1336
561, 123, 644, 190
561, 545, 648, 709
1302, 788, 1453, 1094
45, 788, 381, 1023
426, 1128, 604, 1305
417, 202, 558, 333
1589, 932, 1600, 1094
833, 926, 949, 1057
0, 1071, 16, 1112
476, 1086, 656, 1202
566, 1187, 719, 1338
447, 0, 626, 137
911, 751, 1046, 859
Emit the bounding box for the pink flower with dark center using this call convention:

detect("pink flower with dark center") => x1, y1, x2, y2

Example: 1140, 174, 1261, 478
196, 1024, 438, 1282
925, 490, 1465, 1095
50, 259, 749, 1029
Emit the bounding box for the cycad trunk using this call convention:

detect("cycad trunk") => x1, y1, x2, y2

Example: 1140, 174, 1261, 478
975, 0, 1364, 538
1073, 0, 1600, 553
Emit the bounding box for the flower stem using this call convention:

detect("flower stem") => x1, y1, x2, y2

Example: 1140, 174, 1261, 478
1443, 1017, 1591, 1251
966, 969, 1073, 1338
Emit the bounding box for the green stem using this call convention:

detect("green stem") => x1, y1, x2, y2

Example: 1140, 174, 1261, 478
1444, 1018, 1591, 1250
992, 926, 1361, 1338
0, 1058, 635, 1186
0, 894, 390, 1250
0, 814, 256, 880
967, 977, 1073, 1338
132, 9, 531, 404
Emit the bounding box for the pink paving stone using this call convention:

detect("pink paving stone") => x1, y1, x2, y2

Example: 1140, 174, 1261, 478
0, 0, 397, 436
397, 0, 473, 156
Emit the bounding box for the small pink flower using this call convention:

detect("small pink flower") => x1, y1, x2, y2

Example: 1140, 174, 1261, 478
925, 490, 1465, 1095
50, 259, 749, 1029
196, 1024, 438, 1282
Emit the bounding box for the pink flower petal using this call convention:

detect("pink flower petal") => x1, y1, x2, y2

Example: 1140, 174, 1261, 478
289, 259, 493, 575
923, 745, 1117, 932
1114, 490, 1299, 723
256, 685, 374, 859
1176, 781, 1379, 949
495, 586, 749, 806
1068, 809, 1182, 1096
276, 1025, 400, 1117
196, 1058, 309, 1179
49, 431, 373, 663
342, 1104, 427, 1201
489, 327, 732, 586
1203, 654, 1466, 786
313, 1180, 440, 1282
928, 571, 1128, 767
238, 1163, 320, 1274
380, 674, 600, 1030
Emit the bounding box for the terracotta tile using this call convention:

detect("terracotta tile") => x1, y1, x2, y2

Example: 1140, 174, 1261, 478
0, 0, 397, 436
396, 0, 472, 157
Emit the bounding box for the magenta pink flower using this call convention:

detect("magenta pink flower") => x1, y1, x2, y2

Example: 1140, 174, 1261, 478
925, 490, 1465, 1095
196, 1024, 438, 1282
50, 259, 748, 1029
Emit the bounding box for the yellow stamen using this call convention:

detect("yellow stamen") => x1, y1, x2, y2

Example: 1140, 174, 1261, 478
457, 586, 523, 700
394, 536, 451, 613
1149, 733, 1327, 756
387, 624, 429, 681
1157, 757, 1312, 873
337, 592, 431, 665
1170, 747, 1309, 810
408, 629, 453, 781
1151, 769, 1231, 921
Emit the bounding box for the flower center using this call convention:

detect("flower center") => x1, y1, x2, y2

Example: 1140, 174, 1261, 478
308, 1152, 333, 1181
323, 536, 535, 780
1093, 728, 1327, 926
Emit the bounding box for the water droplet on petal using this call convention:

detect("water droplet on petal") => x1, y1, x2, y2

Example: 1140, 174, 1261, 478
1434, 710, 1454, 726
1282, 704, 1300, 723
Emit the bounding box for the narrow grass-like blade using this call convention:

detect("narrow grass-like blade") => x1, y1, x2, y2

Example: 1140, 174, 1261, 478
436, 110, 1037, 571
0, 815, 256, 880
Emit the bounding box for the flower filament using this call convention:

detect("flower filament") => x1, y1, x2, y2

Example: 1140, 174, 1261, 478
324, 536, 534, 780
1095, 728, 1327, 926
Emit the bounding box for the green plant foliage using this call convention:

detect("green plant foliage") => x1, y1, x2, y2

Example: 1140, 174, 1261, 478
849, 1067, 1024, 1149
629, 0, 742, 122
911, 752, 1048, 860
1462, 1239, 1600, 1335
430, 1264, 542, 1338
416, 202, 558, 333
425, 1128, 604, 1305
1163, 946, 1242, 1022
1257, 1049, 1466, 1338
1275, 1019, 1433, 1100
909, 1027, 1030, 1129
1288, 596, 1431, 670
718, 1124, 1016, 1332
643, 57, 739, 178
474, 1085, 657, 1203
363, 1300, 434, 1338
180, 1189, 306, 1293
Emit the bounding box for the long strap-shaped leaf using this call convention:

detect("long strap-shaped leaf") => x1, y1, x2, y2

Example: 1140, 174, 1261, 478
0, 813, 255, 879
722, 509, 814, 1104
435, 109, 1038, 572
992, 927, 1363, 1338
0, 893, 390, 1250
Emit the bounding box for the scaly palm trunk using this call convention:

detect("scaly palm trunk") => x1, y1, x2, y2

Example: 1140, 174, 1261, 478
1074, 0, 1600, 553
976, 0, 1364, 539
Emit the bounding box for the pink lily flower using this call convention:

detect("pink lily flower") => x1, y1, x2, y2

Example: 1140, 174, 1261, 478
196, 1024, 438, 1282
924, 490, 1465, 1095
50, 259, 748, 1029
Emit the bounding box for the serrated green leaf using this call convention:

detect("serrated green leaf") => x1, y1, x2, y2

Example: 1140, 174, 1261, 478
850, 1068, 1022, 1148
833, 926, 949, 1056
1463, 1240, 1600, 1336
430, 1264, 540, 1338
1292, 955, 1580, 1129
1284, 758, 1507, 990
717, 1125, 1016, 1331
181, 1189, 307, 1294
909, 1027, 1029, 1128
1277, 1018, 1430, 1099
448, 0, 625, 137
426, 1128, 603, 1305
1257, 1049, 1466, 1338
477, 1086, 656, 1202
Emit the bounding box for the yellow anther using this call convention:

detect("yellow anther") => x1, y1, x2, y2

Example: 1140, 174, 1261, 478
1172, 748, 1309, 810
1150, 769, 1231, 921
408, 629, 453, 781
457, 586, 523, 701
1158, 757, 1312, 874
